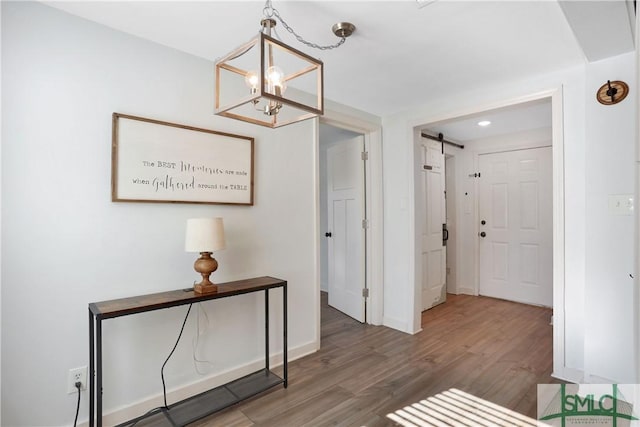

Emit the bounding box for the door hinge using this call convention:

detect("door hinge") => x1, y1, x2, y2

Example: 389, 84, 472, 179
362, 288, 369, 298
362, 219, 369, 229
468, 172, 481, 178
361, 151, 369, 161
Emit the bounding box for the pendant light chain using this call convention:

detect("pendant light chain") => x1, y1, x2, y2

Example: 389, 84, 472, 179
263, 0, 346, 50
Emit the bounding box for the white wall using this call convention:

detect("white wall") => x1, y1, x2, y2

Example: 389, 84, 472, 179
1, 2, 318, 426
583, 52, 637, 383
381, 117, 413, 332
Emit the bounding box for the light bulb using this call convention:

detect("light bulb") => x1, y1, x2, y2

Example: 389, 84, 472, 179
266, 66, 286, 96
244, 71, 259, 93
267, 66, 283, 85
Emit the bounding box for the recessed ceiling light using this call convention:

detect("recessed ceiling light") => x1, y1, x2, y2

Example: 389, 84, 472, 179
477, 120, 491, 127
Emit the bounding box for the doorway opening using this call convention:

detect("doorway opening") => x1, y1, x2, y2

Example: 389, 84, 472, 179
319, 124, 366, 322
413, 90, 566, 378
316, 113, 384, 348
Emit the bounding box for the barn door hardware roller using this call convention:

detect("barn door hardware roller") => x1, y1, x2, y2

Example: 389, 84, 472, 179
421, 132, 465, 150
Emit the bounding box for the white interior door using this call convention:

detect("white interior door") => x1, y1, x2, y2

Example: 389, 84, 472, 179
478, 146, 552, 307
420, 139, 447, 311
327, 136, 365, 322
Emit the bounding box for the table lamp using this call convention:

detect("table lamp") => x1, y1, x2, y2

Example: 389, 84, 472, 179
185, 218, 226, 294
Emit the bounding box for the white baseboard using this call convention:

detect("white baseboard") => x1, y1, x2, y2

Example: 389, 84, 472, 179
583, 372, 619, 384
382, 315, 409, 333
551, 366, 584, 384
532, 366, 618, 385
456, 287, 476, 296
79, 340, 318, 427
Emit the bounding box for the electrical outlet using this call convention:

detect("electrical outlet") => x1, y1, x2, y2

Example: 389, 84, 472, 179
67, 366, 87, 394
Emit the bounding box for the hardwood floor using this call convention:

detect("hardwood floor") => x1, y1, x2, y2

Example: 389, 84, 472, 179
193, 293, 561, 426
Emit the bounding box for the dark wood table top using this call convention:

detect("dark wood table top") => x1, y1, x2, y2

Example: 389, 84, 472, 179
89, 276, 286, 319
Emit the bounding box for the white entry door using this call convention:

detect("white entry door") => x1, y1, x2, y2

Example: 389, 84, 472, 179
478, 147, 552, 307
327, 136, 365, 322
420, 138, 447, 311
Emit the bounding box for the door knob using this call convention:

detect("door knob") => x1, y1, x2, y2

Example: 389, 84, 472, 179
480, 231, 486, 238
481, 220, 486, 225
325, 232, 332, 237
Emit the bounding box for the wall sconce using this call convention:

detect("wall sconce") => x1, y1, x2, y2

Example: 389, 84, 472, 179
185, 218, 226, 294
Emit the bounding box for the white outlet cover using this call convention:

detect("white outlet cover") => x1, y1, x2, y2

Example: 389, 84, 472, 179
67, 366, 88, 394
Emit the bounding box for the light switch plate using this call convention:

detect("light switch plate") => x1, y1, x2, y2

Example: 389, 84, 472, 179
608, 194, 634, 215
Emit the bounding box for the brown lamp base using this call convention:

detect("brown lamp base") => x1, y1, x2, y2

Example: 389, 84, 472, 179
194, 282, 218, 294
193, 252, 219, 295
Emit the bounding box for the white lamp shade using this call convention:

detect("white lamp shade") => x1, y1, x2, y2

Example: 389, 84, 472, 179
185, 218, 226, 253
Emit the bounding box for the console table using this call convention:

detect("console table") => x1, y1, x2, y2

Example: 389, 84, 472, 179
88, 276, 287, 427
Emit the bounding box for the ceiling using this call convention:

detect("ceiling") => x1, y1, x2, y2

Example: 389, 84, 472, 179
44, 0, 597, 118
424, 97, 552, 143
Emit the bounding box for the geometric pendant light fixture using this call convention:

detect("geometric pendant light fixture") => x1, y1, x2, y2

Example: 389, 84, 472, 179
215, 1, 355, 128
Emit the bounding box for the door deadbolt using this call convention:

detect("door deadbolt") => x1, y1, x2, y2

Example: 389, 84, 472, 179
481, 220, 486, 225
480, 231, 486, 238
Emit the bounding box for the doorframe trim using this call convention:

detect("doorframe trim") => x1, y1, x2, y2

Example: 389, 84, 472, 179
635, 5, 640, 384
409, 87, 570, 381
317, 111, 384, 330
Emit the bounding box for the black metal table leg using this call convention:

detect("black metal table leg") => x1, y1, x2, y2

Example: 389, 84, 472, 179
265, 289, 269, 372
283, 284, 287, 388
89, 309, 95, 427
97, 317, 102, 427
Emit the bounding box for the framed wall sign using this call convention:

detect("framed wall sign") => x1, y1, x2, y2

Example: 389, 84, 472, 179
112, 113, 254, 205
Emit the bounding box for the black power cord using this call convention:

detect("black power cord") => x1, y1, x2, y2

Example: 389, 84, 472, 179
161, 304, 193, 408
93, 304, 194, 427
73, 381, 82, 427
